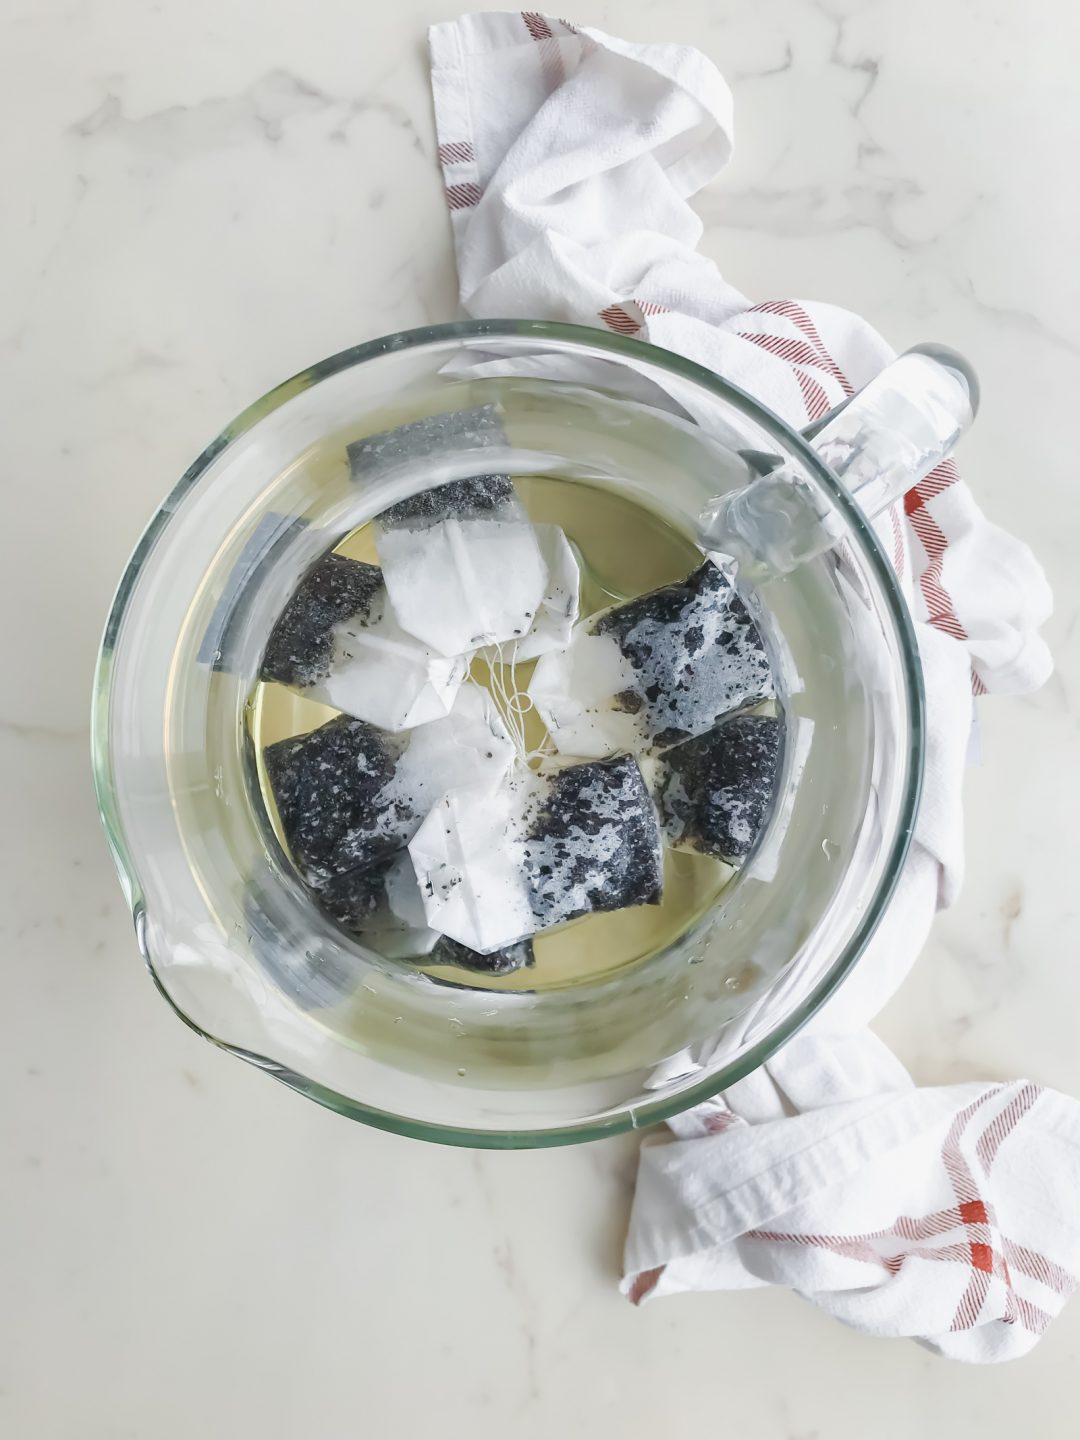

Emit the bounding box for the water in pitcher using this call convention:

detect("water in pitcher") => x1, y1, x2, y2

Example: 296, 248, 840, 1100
245, 472, 774, 994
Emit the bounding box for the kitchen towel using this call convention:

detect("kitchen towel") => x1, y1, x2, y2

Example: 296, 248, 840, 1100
429, 11, 1080, 1360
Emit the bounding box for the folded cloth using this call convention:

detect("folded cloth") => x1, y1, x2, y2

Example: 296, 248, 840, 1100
429, 12, 1078, 1360
628, 1033, 1080, 1362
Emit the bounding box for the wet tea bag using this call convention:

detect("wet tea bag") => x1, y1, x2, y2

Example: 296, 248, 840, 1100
656, 712, 782, 862
263, 685, 516, 891
334, 850, 441, 958
317, 858, 408, 933
311, 850, 526, 972
264, 715, 409, 888
384, 849, 437, 934
409, 782, 536, 954
377, 853, 533, 971
522, 754, 664, 928
373, 479, 549, 658
260, 552, 468, 731
508, 524, 580, 661
391, 683, 517, 814
528, 560, 774, 758
430, 936, 535, 975
348, 404, 507, 472
408, 755, 663, 955
348, 410, 548, 657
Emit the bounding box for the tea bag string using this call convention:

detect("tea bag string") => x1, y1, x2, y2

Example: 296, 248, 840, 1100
481, 640, 552, 770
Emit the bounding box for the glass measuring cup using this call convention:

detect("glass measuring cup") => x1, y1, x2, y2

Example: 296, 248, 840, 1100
91, 320, 974, 1147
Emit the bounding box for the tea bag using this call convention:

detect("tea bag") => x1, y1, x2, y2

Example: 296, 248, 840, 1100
348, 410, 548, 658
508, 524, 580, 661
348, 404, 507, 474
656, 712, 782, 862
528, 560, 774, 758
384, 849, 437, 934
430, 936, 535, 975
408, 755, 663, 955
260, 552, 468, 731
263, 685, 516, 890
380, 854, 533, 972
306, 851, 531, 973
318, 857, 407, 931
409, 782, 536, 954
323, 851, 442, 959
264, 715, 409, 888
392, 683, 517, 814
373, 482, 549, 659
522, 754, 664, 927
743, 716, 812, 884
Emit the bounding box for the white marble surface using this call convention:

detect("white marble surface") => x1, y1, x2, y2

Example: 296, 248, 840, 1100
3, 0, 1079, 1433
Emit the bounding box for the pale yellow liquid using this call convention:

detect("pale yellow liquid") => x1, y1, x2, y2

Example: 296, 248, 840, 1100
247, 476, 735, 992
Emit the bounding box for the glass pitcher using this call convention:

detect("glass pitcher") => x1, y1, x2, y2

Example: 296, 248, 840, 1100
91, 320, 975, 1147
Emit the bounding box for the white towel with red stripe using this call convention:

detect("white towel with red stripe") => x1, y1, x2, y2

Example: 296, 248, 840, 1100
430, 11, 1079, 1361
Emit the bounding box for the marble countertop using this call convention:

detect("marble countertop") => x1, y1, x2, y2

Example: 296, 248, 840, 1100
4, 1, 1079, 1434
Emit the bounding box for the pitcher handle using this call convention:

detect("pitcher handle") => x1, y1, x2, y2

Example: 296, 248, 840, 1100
698, 345, 979, 579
